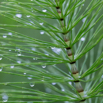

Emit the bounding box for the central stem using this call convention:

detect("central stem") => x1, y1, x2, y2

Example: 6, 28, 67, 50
55, 0, 86, 102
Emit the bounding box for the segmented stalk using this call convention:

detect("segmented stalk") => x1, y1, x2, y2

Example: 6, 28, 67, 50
55, 0, 86, 102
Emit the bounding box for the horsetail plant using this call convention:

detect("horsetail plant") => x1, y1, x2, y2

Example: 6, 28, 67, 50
0, 0, 103, 103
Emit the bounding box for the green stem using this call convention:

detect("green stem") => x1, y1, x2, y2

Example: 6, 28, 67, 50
55, 0, 86, 103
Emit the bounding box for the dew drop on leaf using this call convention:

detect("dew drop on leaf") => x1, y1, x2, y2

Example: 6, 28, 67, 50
42, 65, 46, 68
45, 88, 51, 93
82, 4, 84, 6
0, 68, 2, 72
0, 57, 2, 60
27, 15, 30, 18
33, 57, 37, 60
27, 102, 33, 103
2, 93, 8, 102
82, 17, 86, 23
52, 83, 56, 85
81, 37, 85, 41
61, 88, 65, 91
40, 31, 44, 35
17, 54, 21, 56
39, 23, 43, 25
30, 83, 35, 87
24, 73, 26, 75
17, 60, 21, 64
27, 75, 32, 80
31, 48, 36, 51
8, 32, 12, 35
10, 65, 14, 69
42, 9, 47, 12
3, 35, 7, 38
16, 14, 22, 18
45, 53, 49, 56
51, 47, 61, 54
68, 82, 72, 85
9, 50, 11, 51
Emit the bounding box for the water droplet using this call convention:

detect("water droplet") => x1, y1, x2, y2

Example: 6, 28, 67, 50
17, 54, 21, 56
42, 65, 46, 68
65, 101, 69, 103
101, 58, 103, 60
61, 88, 65, 91
0, 69, 2, 72
40, 31, 44, 35
45, 53, 49, 56
24, 73, 26, 75
39, 23, 43, 25
51, 47, 61, 54
17, 61, 21, 64
27, 15, 30, 18
30, 83, 35, 87
16, 14, 22, 18
3, 35, 7, 38
27, 75, 32, 80
45, 88, 51, 93
81, 37, 85, 41
28, 102, 33, 103
17, 48, 21, 51
9, 50, 11, 51
10, 65, 14, 69
0, 57, 2, 60
33, 58, 36, 60
42, 9, 47, 12
31, 48, 36, 51
82, 4, 84, 6
52, 83, 56, 85
8, 32, 12, 35
2, 93, 8, 102
68, 82, 72, 85
82, 17, 86, 23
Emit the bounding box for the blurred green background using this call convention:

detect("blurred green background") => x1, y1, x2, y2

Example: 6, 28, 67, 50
0, 0, 103, 103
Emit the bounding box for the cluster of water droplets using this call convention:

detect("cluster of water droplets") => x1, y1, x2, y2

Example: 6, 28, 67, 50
15, 48, 22, 57
38, 22, 45, 35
